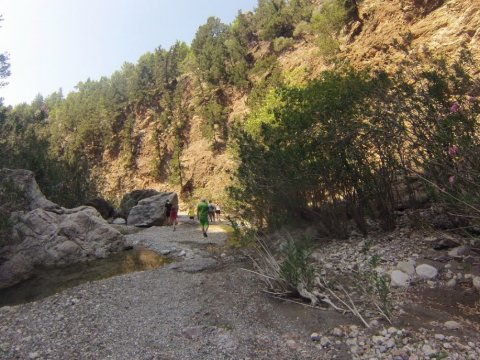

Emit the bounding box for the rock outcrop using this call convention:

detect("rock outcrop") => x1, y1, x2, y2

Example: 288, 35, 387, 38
127, 192, 178, 227
118, 189, 160, 219
0, 169, 126, 289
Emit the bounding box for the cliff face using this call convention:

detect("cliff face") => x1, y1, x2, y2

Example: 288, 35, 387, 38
96, 0, 480, 205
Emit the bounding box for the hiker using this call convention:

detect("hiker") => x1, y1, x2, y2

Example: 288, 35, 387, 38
208, 201, 215, 223
170, 204, 178, 231
187, 205, 195, 220
215, 204, 221, 222
165, 199, 172, 225
197, 198, 209, 237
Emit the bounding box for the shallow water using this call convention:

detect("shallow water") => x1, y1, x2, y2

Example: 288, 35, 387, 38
0, 248, 170, 307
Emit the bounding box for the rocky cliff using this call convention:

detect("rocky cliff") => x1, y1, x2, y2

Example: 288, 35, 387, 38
94, 0, 480, 206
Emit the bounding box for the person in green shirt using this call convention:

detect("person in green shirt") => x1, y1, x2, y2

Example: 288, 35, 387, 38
197, 198, 210, 237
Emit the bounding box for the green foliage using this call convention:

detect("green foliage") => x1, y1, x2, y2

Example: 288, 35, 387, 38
0, 15, 10, 89
228, 217, 256, 248
310, 0, 347, 56
355, 253, 392, 321
192, 17, 230, 85
253, 0, 315, 41
279, 237, 315, 291
272, 36, 295, 53
200, 96, 228, 147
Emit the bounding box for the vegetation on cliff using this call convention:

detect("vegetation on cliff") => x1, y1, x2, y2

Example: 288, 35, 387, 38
1, 0, 479, 235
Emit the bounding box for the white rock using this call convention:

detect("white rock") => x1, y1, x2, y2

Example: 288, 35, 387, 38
443, 342, 452, 349
434, 334, 445, 340
421, 344, 436, 356
446, 279, 457, 288
444, 320, 462, 330
112, 217, 126, 225
448, 246, 469, 257
416, 264, 438, 279
178, 250, 186, 257
397, 259, 416, 276
385, 339, 395, 349
390, 270, 410, 287
28, 352, 39, 359
473, 276, 480, 290
331, 327, 343, 337
310, 332, 321, 341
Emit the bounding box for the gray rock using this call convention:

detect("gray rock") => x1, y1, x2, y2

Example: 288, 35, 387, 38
119, 189, 160, 218
0, 168, 58, 211
0, 206, 126, 289
310, 332, 321, 341
397, 259, 416, 276
416, 264, 438, 279
112, 218, 127, 225
421, 344, 436, 356
331, 327, 343, 337
448, 246, 470, 257
446, 279, 457, 288
473, 276, 480, 290
127, 192, 177, 227
444, 321, 462, 330
320, 336, 331, 347
390, 270, 410, 287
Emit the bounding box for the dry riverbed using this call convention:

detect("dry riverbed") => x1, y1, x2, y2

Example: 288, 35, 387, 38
0, 215, 479, 359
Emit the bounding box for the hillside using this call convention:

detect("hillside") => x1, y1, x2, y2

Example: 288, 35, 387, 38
94, 0, 480, 206
0, 0, 479, 217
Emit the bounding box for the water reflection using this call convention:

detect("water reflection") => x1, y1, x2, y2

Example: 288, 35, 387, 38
0, 248, 170, 307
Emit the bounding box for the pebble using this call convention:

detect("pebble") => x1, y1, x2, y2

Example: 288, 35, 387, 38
416, 264, 438, 279
310, 332, 321, 341
444, 321, 462, 330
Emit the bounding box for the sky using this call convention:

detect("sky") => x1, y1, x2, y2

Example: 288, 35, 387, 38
0, 0, 258, 106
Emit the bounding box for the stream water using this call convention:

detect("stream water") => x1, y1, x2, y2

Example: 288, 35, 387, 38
0, 248, 170, 308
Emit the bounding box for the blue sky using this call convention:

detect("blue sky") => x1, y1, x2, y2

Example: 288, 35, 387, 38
0, 0, 258, 106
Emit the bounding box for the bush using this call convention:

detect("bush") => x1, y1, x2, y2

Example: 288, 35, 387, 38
272, 37, 295, 53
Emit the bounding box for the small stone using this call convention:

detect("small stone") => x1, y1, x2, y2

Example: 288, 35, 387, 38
310, 332, 321, 341
444, 321, 462, 330
28, 352, 39, 359
397, 260, 416, 276
434, 334, 445, 340
445, 264, 451, 269
464, 274, 473, 279
178, 250, 186, 257
345, 338, 357, 346
427, 280, 436, 287
443, 342, 452, 349
446, 279, 457, 288
331, 327, 343, 337
387, 327, 398, 334
320, 336, 331, 347
350, 345, 360, 354
421, 344, 436, 356
390, 270, 410, 288
372, 335, 385, 344
448, 246, 469, 257
385, 339, 396, 349
472, 276, 480, 290
416, 264, 438, 279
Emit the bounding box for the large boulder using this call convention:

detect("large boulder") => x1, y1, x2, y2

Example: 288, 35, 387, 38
119, 189, 160, 219
0, 168, 59, 212
0, 168, 127, 289
0, 206, 126, 289
127, 192, 178, 227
